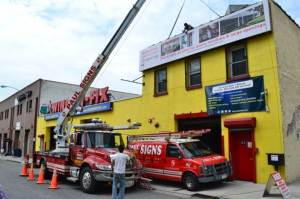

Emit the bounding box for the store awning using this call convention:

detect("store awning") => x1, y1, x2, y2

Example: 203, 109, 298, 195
224, 117, 256, 129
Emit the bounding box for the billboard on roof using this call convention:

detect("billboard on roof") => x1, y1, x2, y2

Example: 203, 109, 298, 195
139, 0, 271, 71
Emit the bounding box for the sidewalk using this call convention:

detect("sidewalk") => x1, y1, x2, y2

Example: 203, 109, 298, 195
152, 179, 300, 199
0, 155, 22, 163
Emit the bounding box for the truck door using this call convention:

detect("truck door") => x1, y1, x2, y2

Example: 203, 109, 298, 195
164, 144, 184, 181
70, 132, 85, 167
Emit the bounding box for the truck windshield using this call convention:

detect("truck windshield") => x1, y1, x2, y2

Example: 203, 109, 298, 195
180, 141, 213, 158
87, 132, 124, 148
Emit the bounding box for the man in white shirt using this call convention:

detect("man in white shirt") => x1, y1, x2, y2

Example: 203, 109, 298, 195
111, 144, 130, 199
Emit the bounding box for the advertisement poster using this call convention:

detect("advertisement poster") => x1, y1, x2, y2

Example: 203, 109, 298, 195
199, 22, 219, 43
139, 0, 271, 71
205, 76, 266, 115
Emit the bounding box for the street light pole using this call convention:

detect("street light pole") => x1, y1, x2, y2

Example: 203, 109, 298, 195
0, 85, 19, 91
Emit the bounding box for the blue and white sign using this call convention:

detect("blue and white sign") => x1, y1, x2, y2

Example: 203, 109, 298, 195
205, 76, 266, 115
44, 102, 112, 120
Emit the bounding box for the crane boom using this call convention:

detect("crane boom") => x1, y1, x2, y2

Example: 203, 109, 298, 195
53, 0, 146, 151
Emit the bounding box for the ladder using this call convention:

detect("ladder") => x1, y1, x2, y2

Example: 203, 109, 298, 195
128, 129, 211, 142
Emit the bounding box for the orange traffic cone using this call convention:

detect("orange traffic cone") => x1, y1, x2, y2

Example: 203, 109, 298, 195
48, 169, 59, 189
19, 162, 28, 177
27, 163, 35, 181
36, 164, 45, 184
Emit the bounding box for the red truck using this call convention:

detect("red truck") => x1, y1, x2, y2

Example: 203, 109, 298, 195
128, 131, 232, 191
36, 120, 143, 193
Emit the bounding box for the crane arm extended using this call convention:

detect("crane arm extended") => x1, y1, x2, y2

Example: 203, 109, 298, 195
53, 0, 146, 151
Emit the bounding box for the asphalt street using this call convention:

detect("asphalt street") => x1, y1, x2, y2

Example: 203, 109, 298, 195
0, 159, 195, 199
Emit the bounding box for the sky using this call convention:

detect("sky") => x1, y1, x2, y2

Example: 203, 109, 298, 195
0, 0, 299, 101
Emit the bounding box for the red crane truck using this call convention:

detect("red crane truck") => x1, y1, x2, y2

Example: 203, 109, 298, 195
35, 0, 146, 193
36, 120, 143, 193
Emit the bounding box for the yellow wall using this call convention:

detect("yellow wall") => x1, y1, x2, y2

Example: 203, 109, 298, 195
221, 33, 284, 183
36, 33, 283, 183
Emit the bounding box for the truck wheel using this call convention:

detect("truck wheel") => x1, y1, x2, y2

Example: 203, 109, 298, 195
183, 173, 199, 191
80, 166, 97, 193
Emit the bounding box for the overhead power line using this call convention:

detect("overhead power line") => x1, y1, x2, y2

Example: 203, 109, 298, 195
94, 0, 151, 82
199, 0, 221, 17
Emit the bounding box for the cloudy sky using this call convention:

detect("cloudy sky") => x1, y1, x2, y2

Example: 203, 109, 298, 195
0, 0, 299, 101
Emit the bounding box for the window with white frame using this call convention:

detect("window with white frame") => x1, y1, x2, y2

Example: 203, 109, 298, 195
155, 68, 167, 95
227, 44, 248, 79
186, 57, 201, 88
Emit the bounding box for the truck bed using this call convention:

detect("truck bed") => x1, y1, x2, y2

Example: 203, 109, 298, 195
36, 151, 70, 175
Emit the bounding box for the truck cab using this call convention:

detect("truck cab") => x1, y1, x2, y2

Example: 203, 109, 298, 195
69, 125, 143, 193
128, 134, 232, 191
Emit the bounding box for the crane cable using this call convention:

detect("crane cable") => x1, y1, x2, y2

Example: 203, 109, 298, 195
199, 0, 221, 17
168, 0, 186, 39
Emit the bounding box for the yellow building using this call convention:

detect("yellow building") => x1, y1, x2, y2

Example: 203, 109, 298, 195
36, 0, 300, 184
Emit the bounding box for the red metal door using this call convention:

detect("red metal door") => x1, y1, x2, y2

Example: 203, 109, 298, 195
70, 133, 85, 166
230, 132, 255, 182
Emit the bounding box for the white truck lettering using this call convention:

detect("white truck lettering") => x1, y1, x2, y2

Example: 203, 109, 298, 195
140, 145, 162, 155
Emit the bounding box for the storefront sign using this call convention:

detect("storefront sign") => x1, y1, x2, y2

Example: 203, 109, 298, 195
76, 102, 112, 116
139, 0, 271, 71
48, 87, 109, 114
44, 102, 112, 121
205, 76, 266, 115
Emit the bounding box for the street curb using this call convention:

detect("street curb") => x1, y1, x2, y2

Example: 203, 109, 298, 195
192, 193, 220, 199
0, 156, 22, 164
5, 159, 22, 163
